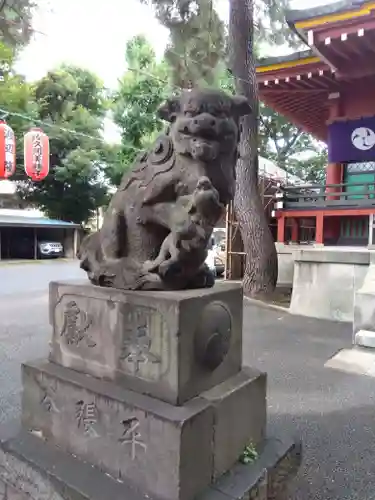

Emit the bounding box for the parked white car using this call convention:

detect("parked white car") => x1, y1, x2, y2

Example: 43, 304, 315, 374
205, 248, 217, 276
205, 230, 226, 277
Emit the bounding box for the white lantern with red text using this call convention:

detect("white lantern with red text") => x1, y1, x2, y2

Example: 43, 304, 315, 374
24, 127, 50, 181
0, 120, 16, 179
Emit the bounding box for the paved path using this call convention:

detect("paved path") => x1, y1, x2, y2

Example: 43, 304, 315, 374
0, 261, 85, 425
1, 261, 375, 499
243, 303, 375, 500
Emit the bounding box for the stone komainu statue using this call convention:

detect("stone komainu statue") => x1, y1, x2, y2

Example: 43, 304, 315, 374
78, 88, 251, 291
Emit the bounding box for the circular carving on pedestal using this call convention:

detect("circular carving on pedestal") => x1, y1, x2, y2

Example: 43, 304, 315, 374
194, 301, 232, 371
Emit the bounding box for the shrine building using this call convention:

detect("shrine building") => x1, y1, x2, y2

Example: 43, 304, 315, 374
257, 0, 375, 247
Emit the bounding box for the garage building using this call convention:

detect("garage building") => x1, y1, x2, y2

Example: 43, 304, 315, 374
0, 210, 81, 260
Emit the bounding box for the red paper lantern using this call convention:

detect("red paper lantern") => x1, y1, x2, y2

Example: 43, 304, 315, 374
0, 120, 16, 179
24, 127, 50, 181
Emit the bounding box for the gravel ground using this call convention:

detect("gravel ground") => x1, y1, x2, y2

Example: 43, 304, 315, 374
1, 261, 375, 499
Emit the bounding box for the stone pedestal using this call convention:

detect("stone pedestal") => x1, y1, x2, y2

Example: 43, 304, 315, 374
0, 280, 301, 500
48, 281, 243, 405
325, 251, 375, 376
354, 252, 375, 347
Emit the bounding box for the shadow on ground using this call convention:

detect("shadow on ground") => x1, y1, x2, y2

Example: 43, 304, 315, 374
278, 405, 375, 500
243, 303, 375, 500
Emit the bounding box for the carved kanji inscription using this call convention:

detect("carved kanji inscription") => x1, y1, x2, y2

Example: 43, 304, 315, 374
118, 417, 147, 460
120, 306, 169, 378
60, 300, 96, 347
75, 400, 99, 438
120, 321, 160, 374
39, 378, 59, 413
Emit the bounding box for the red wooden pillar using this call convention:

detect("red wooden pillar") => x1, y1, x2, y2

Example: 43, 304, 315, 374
325, 162, 342, 238
316, 213, 324, 244
326, 93, 344, 200
291, 218, 299, 243
277, 215, 286, 243
326, 162, 343, 199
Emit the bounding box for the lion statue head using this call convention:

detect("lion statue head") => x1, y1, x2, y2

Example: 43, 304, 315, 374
158, 88, 251, 163
157, 88, 252, 204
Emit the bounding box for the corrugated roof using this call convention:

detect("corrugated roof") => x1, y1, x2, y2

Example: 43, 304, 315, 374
0, 215, 80, 228
0, 208, 45, 218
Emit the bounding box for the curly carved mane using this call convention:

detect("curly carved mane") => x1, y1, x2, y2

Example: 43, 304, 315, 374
119, 134, 176, 192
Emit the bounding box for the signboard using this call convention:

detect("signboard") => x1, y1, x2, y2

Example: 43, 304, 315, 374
328, 116, 375, 163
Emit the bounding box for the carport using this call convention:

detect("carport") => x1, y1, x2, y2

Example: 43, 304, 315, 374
0, 214, 81, 260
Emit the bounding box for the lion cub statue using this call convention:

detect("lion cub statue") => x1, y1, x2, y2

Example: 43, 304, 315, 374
78, 88, 251, 290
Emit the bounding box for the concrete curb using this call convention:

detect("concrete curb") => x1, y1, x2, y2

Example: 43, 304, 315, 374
0, 261, 43, 267
0, 259, 74, 267
244, 296, 290, 314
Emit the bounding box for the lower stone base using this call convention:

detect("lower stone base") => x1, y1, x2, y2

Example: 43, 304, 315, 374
0, 430, 301, 500
21, 360, 266, 500
325, 346, 375, 376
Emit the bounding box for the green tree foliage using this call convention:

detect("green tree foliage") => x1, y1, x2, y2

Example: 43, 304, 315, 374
259, 104, 327, 183
0, 41, 35, 130
108, 35, 172, 186
61, 64, 108, 117
0, 39, 38, 186
141, 0, 301, 89
254, 0, 301, 49
0, 0, 35, 48
142, 0, 226, 87
16, 66, 109, 223
288, 149, 327, 184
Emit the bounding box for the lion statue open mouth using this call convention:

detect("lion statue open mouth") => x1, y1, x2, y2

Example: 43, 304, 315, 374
163, 88, 247, 165
78, 88, 252, 291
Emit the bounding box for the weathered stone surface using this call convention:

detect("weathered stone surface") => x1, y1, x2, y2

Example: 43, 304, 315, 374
0, 479, 29, 500
0, 435, 65, 500
249, 471, 268, 500
78, 89, 252, 291
0, 429, 145, 500
0, 430, 301, 500
206, 435, 302, 500
201, 368, 267, 479
353, 255, 375, 344
21, 361, 270, 500
290, 247, 370, 322
21, 360, 214, 500
49, 280, 243, 405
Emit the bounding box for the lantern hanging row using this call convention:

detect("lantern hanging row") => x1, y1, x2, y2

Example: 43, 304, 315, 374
0, 121, 50, 181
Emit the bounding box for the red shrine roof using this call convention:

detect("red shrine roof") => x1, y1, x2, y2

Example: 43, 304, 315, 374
256, 0, 375, 141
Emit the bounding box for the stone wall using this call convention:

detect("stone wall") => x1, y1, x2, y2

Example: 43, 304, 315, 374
290, 247, 372, 322
275, 243, 295, 287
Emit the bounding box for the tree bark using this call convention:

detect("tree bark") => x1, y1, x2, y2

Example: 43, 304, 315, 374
229, 0, 278, 298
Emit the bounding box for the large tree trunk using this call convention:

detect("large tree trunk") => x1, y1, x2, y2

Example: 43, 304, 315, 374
229, 0, 278, 298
